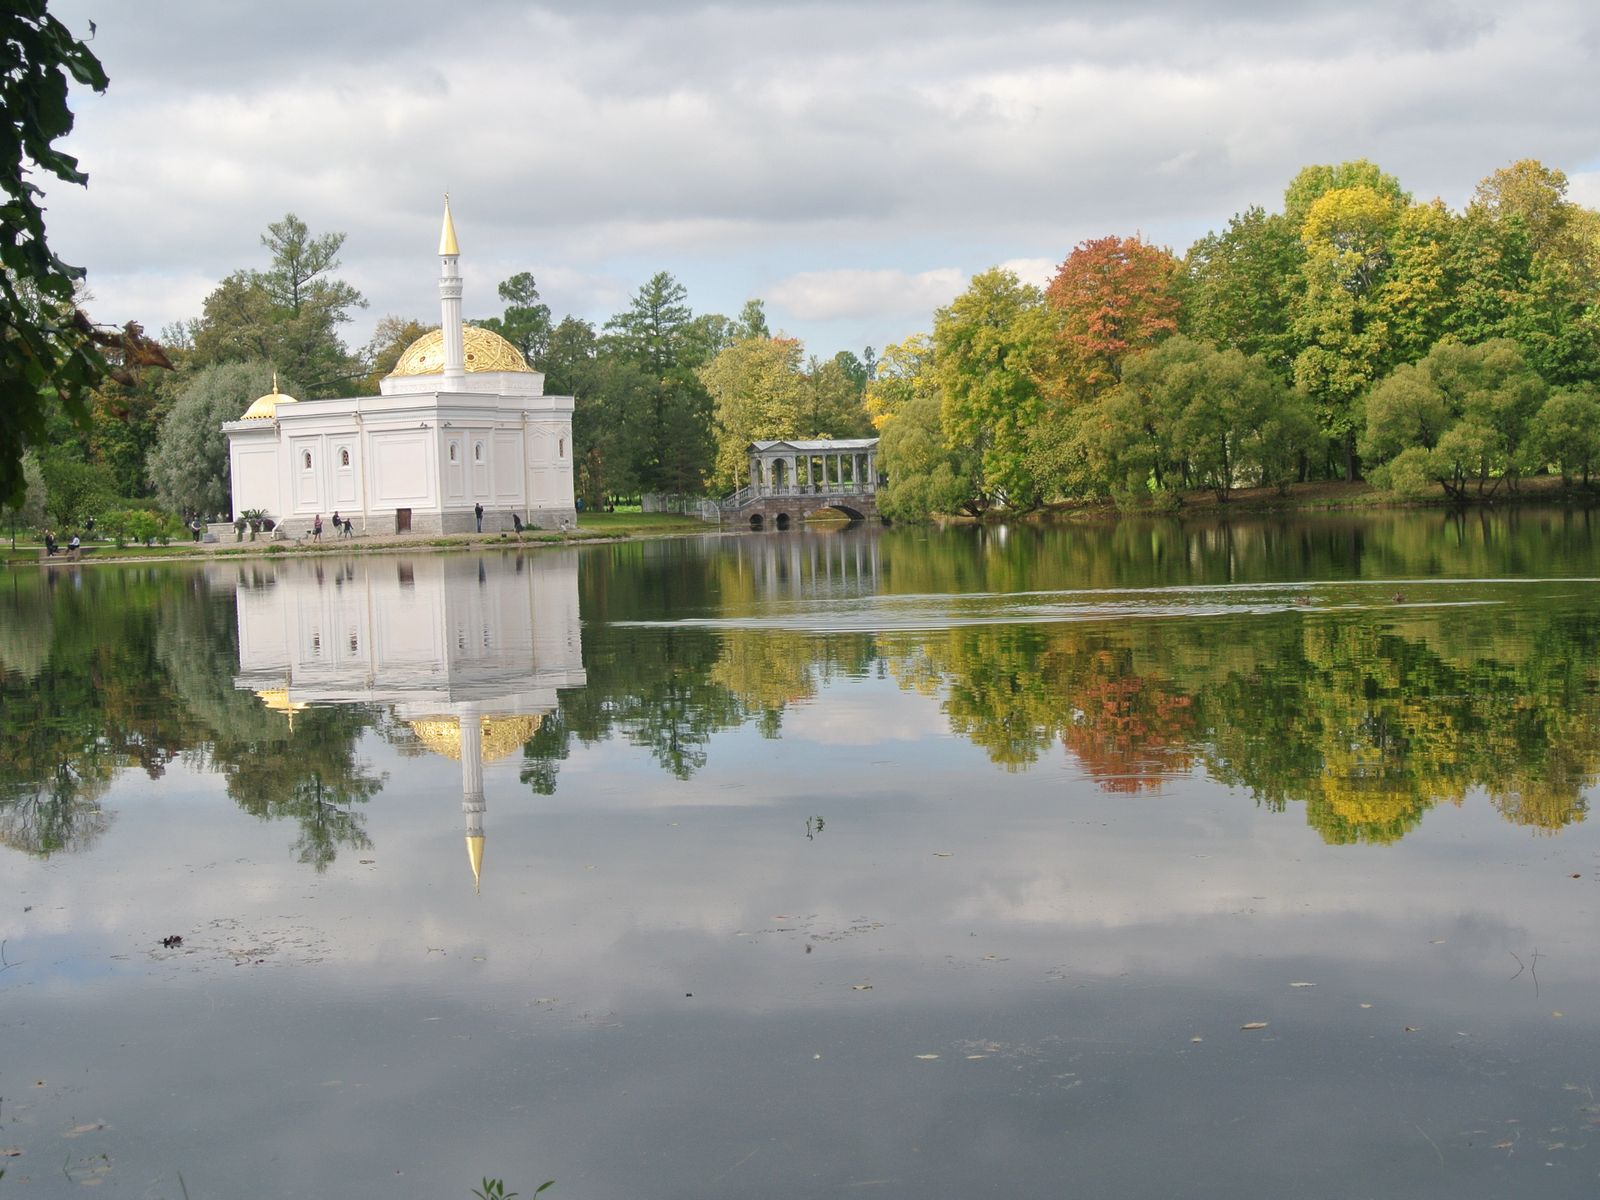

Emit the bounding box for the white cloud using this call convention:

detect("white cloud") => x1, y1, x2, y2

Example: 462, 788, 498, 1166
768, 267, 966, 321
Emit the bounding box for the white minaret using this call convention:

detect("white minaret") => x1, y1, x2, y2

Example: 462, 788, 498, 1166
439, 196, 465, 386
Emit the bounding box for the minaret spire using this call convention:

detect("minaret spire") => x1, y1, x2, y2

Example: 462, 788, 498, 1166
438, 194, 465, 385
460, 705, 485, 892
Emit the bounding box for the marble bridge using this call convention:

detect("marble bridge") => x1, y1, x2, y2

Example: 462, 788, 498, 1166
718, 438, 883, 529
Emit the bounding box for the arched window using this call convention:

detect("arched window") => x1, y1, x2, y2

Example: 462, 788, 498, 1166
302, 450, 312, 471
340, 448, 350, 467
449, 443, 458, 463
558, 438, 565, 459
474, 442, 484, 462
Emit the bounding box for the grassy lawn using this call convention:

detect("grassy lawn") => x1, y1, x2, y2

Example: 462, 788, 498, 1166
576, 511, 711, 534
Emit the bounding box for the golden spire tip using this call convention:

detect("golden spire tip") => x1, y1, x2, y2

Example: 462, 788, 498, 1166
439, 194, 460, 257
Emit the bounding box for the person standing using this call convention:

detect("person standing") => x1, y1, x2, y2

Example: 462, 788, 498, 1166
313, 514, 323, 542
474, 501, 484, 533
190, 517, 202, 542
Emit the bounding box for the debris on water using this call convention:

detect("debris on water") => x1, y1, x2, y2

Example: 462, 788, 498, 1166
1553, 1011, 1564, 1018
1429, 939, 1446, 945
914, 1054, 940, 1060
1289, 981, 1316, 988
1570, 873, 1581, 879
160, 935, 183, 949
850, 984, 873, 991
932, 852, 953, 857
1240, 1022, 1268, 1030
1190, 1036, 1203, 1043
685, 992, 693, 998
1405, 1026, 1421, 1032
360, 859, 375, 865
1360, 1003, 1373, 1009
1, 1148, 21, 1157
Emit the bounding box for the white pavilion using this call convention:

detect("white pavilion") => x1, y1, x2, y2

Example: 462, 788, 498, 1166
224, 200, 577, 537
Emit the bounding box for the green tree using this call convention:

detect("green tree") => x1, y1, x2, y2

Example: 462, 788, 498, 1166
148, 360, 283, 518
1180, 206, 1303, 377
2, 452, 48, 544
1283, 158, 1409, 225
699, 336, 809, 492
1524, 387, 1600, 486
1362, 338, 1547, 499
360, 314, 434, 392
0, 2, 109, 506
476, 271, 551, 366
935, 268, 1054, 509
188, 214, 366, 395
604, 272, 714, 495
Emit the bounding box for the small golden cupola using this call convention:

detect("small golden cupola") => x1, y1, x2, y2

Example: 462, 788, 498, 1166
241, 373, 298, 420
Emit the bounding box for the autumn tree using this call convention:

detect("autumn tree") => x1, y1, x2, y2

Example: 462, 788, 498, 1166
699, 336, 809, 491
1045, 235, 1182, 390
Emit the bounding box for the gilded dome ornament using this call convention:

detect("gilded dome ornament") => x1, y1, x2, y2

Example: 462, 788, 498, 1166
408, 714, 544, 763
387, 325, 533, 378
240, 372, 298, 420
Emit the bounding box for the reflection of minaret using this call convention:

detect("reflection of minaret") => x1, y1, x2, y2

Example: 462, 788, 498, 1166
460, 702, 485, 892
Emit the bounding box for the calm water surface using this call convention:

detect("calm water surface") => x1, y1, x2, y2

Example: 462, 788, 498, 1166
3, 509, 1600, 1198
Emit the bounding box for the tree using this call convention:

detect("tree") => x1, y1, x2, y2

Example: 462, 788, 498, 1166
1524, 387, 1600, 486
1283, 158, 1408, 225
699, 336, 809, 491
1361, 338, 1547, 499
1292, 184, 1406, 478
476, 271, 551, 366
935, 268, 1055, 508
2, 452, 48, 545
1180, 206, 1302, 377
801, 354, 872, 439
188, 214, 366, 395
0, 3, 108, 505
1045, 235, 1182, 389
148, 360, 283, 518
604, 272, 713, 495
360, 314, 434, 392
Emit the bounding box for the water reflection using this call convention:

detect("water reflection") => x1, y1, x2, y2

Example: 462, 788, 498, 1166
227, 554, 586, 885
2, 511, 1597, 874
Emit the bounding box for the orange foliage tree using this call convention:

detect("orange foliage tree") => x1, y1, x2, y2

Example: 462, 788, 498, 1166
1045, 236, 1182, 389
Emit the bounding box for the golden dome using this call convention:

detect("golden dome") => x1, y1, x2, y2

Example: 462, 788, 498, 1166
408, 714, 543, 763
386, 325, 533, 378
241, 374, 297, 420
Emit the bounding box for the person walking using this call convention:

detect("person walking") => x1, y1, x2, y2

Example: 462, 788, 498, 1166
331, 510, 341, 536
474, 501, 484, 533
190, 516, 202, 542
312, 514, 324, 542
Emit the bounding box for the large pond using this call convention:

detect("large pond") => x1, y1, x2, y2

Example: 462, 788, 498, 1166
3, 509, 1600, 1198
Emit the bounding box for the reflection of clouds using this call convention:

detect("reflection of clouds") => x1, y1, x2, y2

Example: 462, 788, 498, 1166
779, 689, 952, 746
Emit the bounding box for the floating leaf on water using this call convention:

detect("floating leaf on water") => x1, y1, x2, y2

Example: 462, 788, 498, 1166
63, 1124, 104, 1138
1289, 982, 1316, 988
850, 984, 873, 991
1190, 1036, 1203, 1043
1553, 1011, 1564, 1018
1360, 1003, 1373, 1009
1240, 1022, 1268, 1030
966, 1054, 988, 1059
915, 1054, 940, 1060
1429, 939, 1446, 945
932, 852, 953, 858
1404, 1026, 1421, 1032
1, 1148, 21, 1157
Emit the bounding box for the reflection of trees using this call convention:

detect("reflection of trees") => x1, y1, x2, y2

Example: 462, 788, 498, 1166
0, 761, 113, 857
885, 607, 1599, 844
153, 576, 384, 871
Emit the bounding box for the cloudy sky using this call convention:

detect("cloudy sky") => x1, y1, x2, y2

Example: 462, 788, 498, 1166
42, 0, 1600, 361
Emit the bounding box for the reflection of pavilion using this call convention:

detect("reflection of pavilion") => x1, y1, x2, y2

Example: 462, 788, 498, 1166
224, 553, 586, 889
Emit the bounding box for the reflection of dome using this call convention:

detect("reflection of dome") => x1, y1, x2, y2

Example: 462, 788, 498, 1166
408, 715, 543, 763
240, 376, 298, 420
387, 325, 533, 378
